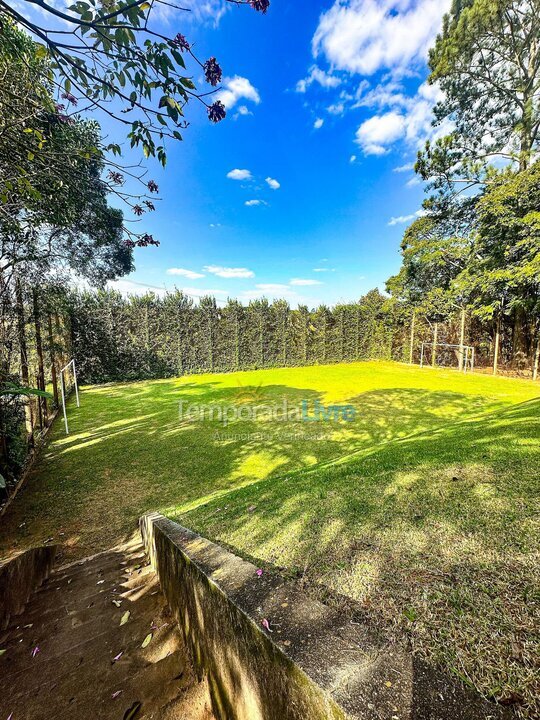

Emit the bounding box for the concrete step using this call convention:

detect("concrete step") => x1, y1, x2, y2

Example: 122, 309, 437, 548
0, 541, 213, 720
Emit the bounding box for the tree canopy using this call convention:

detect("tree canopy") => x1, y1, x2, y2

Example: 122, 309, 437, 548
0, 0, 270, 163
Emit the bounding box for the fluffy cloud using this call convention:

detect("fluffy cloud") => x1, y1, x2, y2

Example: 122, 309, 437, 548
327, 102, 345, 115
388, 209, 425, 226
312, 0, 450, 76
204, 265, 255, 279
355, 111, 405, 155
354, 81, 446, 155
296, 65, 342, 93
394, 162, 415, 173
314, 118, 324, 129
290, 278, 323, 286
227, 168, 252, 181
234, 105, 253, 119
216, 76, 260, 110
265, 177, 280, 190
166, 267, 205, 279
255, 283, 290, 292
245, 199, 267, 207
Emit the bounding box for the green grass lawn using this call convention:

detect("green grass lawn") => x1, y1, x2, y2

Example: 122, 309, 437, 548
1, 361, 539, 716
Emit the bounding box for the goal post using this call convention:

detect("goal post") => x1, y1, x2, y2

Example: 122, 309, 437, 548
59, 359, 80, 434
420, 342, 475, 373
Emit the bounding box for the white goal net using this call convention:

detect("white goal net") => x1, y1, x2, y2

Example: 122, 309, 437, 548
420, 343, 475, 372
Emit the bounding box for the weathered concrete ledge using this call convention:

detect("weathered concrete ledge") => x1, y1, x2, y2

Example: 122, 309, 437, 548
140, 512, 507, 720
0, 544, 57, 630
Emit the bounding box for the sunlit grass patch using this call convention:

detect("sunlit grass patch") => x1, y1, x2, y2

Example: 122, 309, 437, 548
1, 361, 538, 715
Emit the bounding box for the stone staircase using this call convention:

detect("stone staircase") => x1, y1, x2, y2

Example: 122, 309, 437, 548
0, 539, 214, 720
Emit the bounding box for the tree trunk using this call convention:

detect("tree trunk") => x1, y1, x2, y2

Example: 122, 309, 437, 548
339, 310, 344, 362
458, 308, 466, 371
533, 336, 539, 381
32, 289, 47, 426
493, 316, 501, 375
431, 323, 438, 368
235, 311, 240, 371
409, 311, 416, 364
15, 277, 34, 444
47, 313, 59, 407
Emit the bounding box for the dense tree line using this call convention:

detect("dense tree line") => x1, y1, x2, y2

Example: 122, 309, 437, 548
389, 0, 540, 378
68, 289, 395, 383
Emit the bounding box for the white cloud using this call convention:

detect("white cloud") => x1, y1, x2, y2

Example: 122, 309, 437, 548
181, 0, 230, 26
327, 102, 345, 115
355, 111, 405, 155
349, 154, 357, 163
245, 199, 267, 207
314, 118, 324, 129
312, 0, 450, 76
296, 65, 342, 93
354, 81, 446, 155
394, 162, 415, 172
227, 168, 252, 181
234, 105, 253, 119
388, 209, 425, 225
204, 265, 255, 279
255, 283, 290, 292
166, 267, 205, 279
313, 268, 336, 272
290, 278, 323, 286
265, 177, 280, 190
216, 76, 260, 110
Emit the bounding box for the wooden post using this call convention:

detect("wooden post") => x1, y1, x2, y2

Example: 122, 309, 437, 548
47, 313, 59, 407
431, 323, 438, 368
458, 307, 466, 371
409, 311, 416, 364
493, 316, 501, 375
32, 289, 47, 425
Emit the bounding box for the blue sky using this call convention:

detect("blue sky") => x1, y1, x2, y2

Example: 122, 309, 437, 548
105, 0, 451, 307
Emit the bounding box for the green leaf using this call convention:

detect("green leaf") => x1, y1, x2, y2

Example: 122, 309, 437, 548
120, 611, 130, 626
123, 701, 142, 720
141, 633, 152, 648
0, 384, 53, 399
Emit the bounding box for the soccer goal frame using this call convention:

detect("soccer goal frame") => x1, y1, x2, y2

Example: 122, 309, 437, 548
420, 342, 475, 373
59, 359, 80, 434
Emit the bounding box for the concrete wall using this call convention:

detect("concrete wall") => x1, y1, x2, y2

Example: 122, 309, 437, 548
0, 545, 57, 630
140, 513, 508, 720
